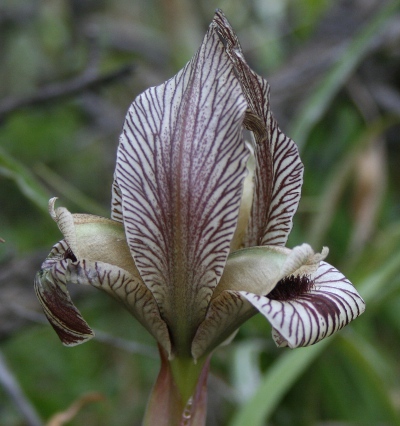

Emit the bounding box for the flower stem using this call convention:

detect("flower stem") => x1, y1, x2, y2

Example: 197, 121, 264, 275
143, 345, 210, 426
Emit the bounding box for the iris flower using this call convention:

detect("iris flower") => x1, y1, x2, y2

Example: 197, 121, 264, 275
34, 10, 365, 425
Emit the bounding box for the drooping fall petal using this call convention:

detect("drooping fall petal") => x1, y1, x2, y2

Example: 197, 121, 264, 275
213, 10, 304, 247
192, 244, 320, 358
36, 200, 171, 354
241, 261, 365, 348
115, 19, 249, 353
192, 244, 364, 357
34, 262, 94, 346
35, 255, 171, 354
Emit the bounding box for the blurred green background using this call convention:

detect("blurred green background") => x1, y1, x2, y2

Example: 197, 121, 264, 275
1, 0, 400, 425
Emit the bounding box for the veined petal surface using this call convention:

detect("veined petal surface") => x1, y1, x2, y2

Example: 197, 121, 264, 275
115, 20, 249, 350
34, 264, 94, 347
35, 244, 171, 355
111, 178, 124, 223
192, 290, 256, 360
213, 10, 303, 247
241, 262, 365, 348
193, 244, 328, 357
41, 239, 71, 269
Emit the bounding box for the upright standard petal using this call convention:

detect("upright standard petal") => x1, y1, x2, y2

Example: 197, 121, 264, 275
111, 179, 124, 223
213, 10, 304, 247
115, 21, 249, 353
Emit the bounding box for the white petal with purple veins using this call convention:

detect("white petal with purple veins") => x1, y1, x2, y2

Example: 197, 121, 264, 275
111, 179, 124, 223
115, 21, 249, 344
241, 262, 365, 348
35, 255, 171, 355
192, 290, 256, 360
212, 10, 303, 248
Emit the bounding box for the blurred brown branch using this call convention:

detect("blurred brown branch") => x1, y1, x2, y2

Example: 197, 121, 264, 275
268, 5, 400, 126
0, 64, 135, 121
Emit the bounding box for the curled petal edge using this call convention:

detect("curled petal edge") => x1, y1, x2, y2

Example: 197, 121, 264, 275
240, 261, 365, 348
34, 266, 94, 347
48, 198, 140, 277
35, 251, 172, 357
213, 244, 328, 299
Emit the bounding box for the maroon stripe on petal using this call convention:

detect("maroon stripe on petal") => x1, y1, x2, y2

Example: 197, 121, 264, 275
213, 10, 303, 247
114, 22, 249, 342
241, 261, 365, 348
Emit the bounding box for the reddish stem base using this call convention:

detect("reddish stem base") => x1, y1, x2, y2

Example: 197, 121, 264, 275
143, 346, 210, 426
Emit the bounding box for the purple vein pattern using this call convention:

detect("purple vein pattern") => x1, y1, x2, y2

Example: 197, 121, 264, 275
213, 10, 304, 247
114, 24, 249, 328
241, 261, 365, 348
111, 179, 124, 223
35, 250, 171, 352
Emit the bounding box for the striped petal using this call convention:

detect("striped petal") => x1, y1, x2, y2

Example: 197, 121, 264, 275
111, 178, 124, 223
213, 10, 304, 247
241, 262, 366, 348
114, 19, 249, 351
192, 290, 255, 360
35, 250, 171, 355
36, 200, 172, 354
192, 243, 328, 357
34, 262, 94, 346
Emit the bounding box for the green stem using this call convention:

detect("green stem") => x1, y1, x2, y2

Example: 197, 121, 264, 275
143, 345, 210, 426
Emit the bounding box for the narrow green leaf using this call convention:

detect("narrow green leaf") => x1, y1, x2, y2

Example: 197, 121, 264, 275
0, 146, 49, 212
34, 163, 108, 217
290, 0, 400, 150
229, 340, 329, 426
308, 116, 400, 249
336, 333, 400, 425
0, 148, 108, 217
355, 247, 400, 304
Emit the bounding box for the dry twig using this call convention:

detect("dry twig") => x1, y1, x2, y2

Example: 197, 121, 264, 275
46, 393, 104, 426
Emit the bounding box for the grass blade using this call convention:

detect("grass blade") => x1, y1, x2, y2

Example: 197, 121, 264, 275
0, 146, 49, 212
